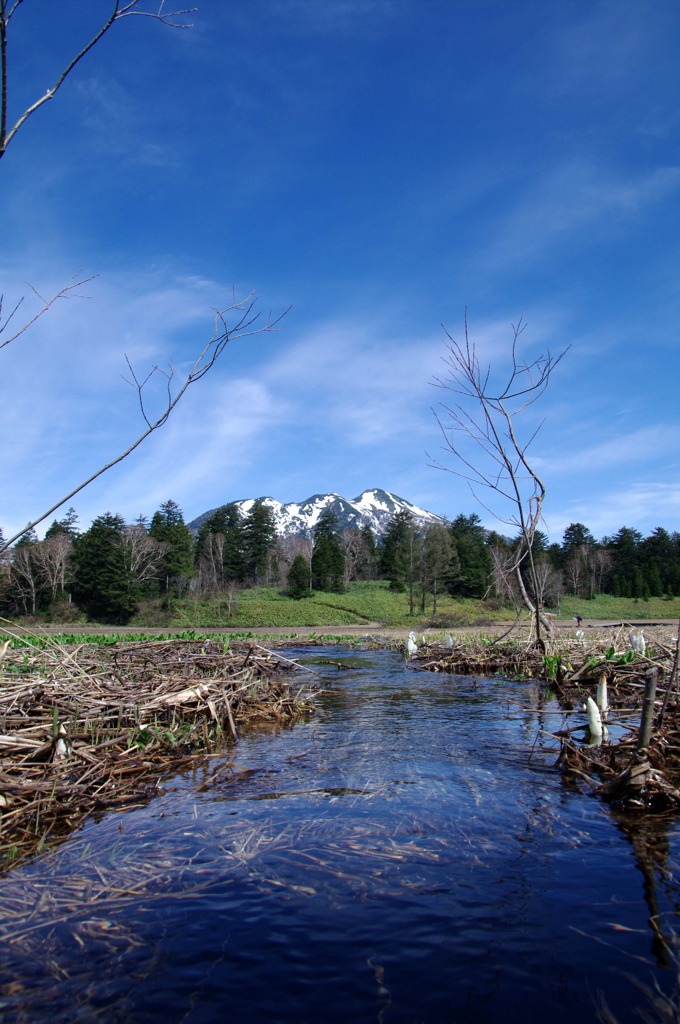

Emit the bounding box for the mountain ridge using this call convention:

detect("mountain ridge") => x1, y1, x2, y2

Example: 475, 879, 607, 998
188, 488, 444, 539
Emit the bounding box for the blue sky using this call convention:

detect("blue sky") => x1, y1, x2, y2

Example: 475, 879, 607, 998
1, 0, 679, 544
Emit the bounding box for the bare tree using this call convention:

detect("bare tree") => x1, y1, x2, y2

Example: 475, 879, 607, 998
0, 272, 97, 355
9, 545, 40, 615
279, 534, 313, 592
29, 533, 73, 602
196, 532, 226, 595
563, 552, 583, 597
341, 527, 370, 584
223, 580, 239, 617
564, 545, 588, 597
432, 316, 568, 651
591, 547, 613, 596
119, 524, 169, 591
532, 555, 561, 611
489, 542, 522, 610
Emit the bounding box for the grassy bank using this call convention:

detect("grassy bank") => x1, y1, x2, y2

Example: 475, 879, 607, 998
556, 593, 680, 622
9, 582, 680, 632
128, 583, 680, 631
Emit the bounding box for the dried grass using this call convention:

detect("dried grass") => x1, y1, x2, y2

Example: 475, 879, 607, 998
0, 630, 315, 871
410, 623, 680, 814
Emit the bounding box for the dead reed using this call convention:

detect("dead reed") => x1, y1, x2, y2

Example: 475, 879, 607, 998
0, 632, 315, 871
410, 622, 680, 813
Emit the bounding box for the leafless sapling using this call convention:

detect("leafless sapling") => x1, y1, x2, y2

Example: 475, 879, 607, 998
431, 315, 568, 651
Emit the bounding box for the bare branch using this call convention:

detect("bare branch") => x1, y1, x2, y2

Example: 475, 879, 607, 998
0, 271, 95, 351
119, 2, 196, 27
431, 315, 569, 649
0, 5, 294, 564
0, 0, 195, 159
0, 297, 290, 554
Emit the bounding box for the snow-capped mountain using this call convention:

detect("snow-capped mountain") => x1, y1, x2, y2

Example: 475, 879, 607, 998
188, 489, 444, 539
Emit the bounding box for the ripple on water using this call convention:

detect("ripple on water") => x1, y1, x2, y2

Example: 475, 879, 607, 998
0, 645, 678, 1023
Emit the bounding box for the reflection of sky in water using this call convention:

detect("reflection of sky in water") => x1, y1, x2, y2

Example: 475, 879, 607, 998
0, 646, 678, 1024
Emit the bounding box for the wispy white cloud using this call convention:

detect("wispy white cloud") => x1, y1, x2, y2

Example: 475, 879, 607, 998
3, 1, 680, 550
263, 318, 443, 446
481, 161, 680, 272
75, 77, 178, 166
0, 269, 287, 535
87, 374, 292, 519
536, 425, 680, 478
546, 481, 680, 543
527, 1, 675, 105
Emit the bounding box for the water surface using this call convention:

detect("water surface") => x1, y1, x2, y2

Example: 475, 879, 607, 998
1, 645, 678, 1023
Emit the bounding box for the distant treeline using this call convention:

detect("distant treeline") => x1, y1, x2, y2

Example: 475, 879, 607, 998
1, 501, 677, 623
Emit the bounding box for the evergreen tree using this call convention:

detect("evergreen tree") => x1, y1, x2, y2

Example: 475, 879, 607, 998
448, 514, 490, 598
311, 536, 345, 592
420, 523, 453, 614
606, 527, 642, 599
632, 568, 645, 600
14, 528, 39, 549
379, 510, 414, 591
241, 500, 278, 585
0, 529, 10, 611
561, 522, 596, 556
546, 542, 563, 572
667, 533, 680, 596
646, 564, 662, 598
149, 500, 194, 593
314, 507, 340, 539
311, 508, 345, 592
528, 530, 549, 554
288, 554, 311, 599
45, 507, 80, 540
379, 512, 420, 612
641, 527, 679, 596
72, 513, 137, 622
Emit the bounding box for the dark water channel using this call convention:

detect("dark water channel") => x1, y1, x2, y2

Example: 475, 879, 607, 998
2, 645, 680, 1023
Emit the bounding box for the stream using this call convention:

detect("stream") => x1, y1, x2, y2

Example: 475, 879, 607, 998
1, 644, 679, 1023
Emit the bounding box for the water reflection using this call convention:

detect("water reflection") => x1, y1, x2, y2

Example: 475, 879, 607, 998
0, 645, 679, 1023
613, 811, 678, 969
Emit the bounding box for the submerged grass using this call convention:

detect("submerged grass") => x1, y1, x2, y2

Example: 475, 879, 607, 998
2, 609, 680, 883
411, 622, 680, 814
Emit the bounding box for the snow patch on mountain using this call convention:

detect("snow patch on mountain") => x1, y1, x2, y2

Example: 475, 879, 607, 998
189, 488, 444, 539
